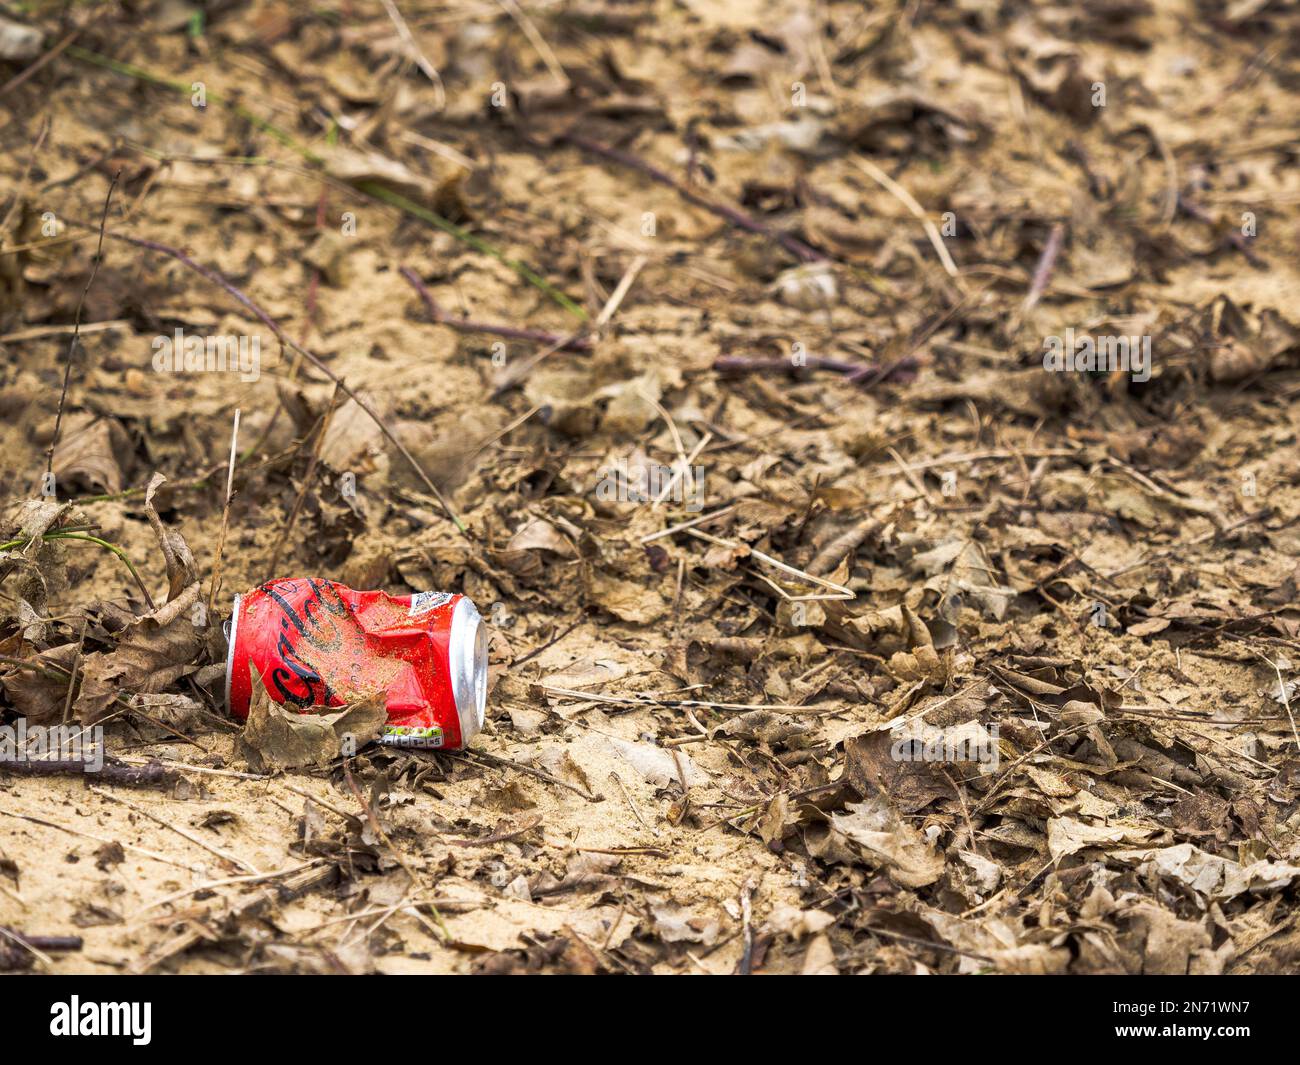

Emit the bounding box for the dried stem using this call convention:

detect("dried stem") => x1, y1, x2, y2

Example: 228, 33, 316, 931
713, 354, 919, 385
0, 26, 83, 98
1022, 222, 1065, 312
1, 530, 156, 611
563, 132, 824, 264
0, 758, 172, 787
0, 926, 83, 971
380, 0, 446, 109
400, 267, 592, 351
1179, 196, 1264, 267
850, 155, 961, 280
74, 225, 473, 539
48, 172, 119, 482
266, 386, 340, 581
207, 408, 241, 613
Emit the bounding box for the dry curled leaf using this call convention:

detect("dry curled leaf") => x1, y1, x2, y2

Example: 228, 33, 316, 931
239, 675, 387, 771
51, 413, 130, 495
143, 473, 197, 602
74, 582, 207, 724
831, 798, 944, 888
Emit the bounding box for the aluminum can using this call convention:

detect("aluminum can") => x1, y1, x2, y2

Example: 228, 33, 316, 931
225, 578, 487, 749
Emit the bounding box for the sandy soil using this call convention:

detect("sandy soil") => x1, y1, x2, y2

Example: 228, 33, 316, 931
1, 0, 1299, 974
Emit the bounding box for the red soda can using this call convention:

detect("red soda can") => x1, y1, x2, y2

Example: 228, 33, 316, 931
224, 578, 487, 749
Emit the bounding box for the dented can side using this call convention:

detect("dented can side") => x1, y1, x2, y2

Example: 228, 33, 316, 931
225, 579, 488, 750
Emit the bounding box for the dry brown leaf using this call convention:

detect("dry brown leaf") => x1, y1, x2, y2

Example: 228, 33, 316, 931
239, 676, 387, 771
844, 731, 957, 813
588, 572, 666, 624
603, 736, 708, 789
0, 642, 81, 724
1046, 816, 1157, 859
320, 145, 435, 200
143, 473, 197, 602
1110, 842, 1300, 902
51, 413, 130, 495
831, 798, 944, 888
74, 582, 207, 724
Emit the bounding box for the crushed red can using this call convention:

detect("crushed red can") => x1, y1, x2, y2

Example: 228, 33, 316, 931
224, 578, 487, 749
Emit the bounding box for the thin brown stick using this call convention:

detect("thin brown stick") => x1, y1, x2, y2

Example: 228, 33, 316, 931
280, 782, 355, 821
0, 117, 50, 242
380, 0, 446, 108
856, 925, 993, 964
0, 319, 129, 344
0, 808, 203, 872
490, 253, 645, 396
449, 748, 603, 802
579, 844, 669, 858
737, 877, 757, 975
539, 684, 832, 711
0, 25, 82, 97
400, 267, 591, 350
266, 386, 339, 580
207, 408, 241, 613
449, 814, 542, 847
713, 354, 918, 385
506, 616, 581, 671
69, 224, 472, 539
1178, 196, 1264, 267
88, 786, 259, 874
0, 926, 76, 970
342, 762, 423, 887
0, 757, 172, 786
488, 252, 647, 397
850, 155, 961, 280
0, 927, 82, 952
1022, 222, 1065, 312
498, 0, 568, 87
128, 861, 322, 920
48, 174, 119, 482
563, 132, 824, 263
61, 616, 89, 725
1267, 654, 1300, 754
